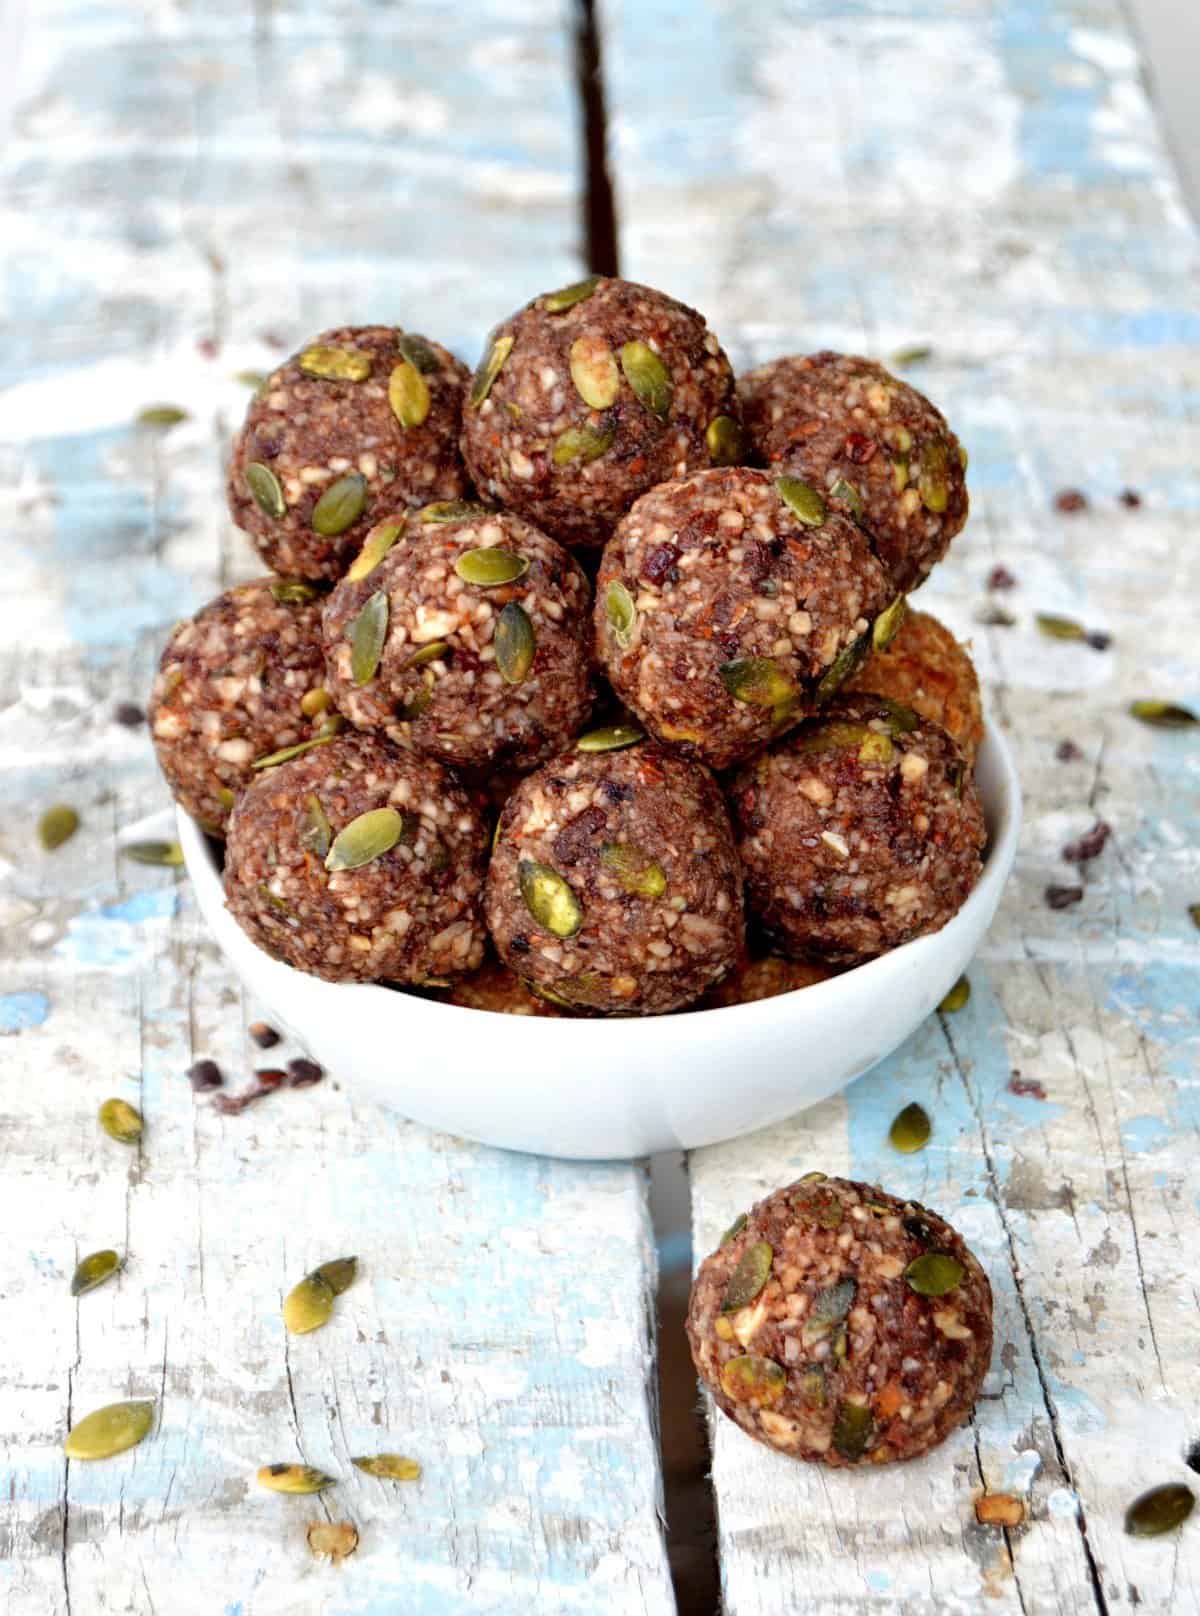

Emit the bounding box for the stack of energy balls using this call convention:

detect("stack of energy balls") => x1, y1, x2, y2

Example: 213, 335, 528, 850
151, 279, 985, 1017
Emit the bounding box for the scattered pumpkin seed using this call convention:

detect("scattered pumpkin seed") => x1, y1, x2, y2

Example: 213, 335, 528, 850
721, 1240, 773, 1313
576, 724, 644, 753
1035, 613, 1087, 642
553, 420, 615, 466
299, 794, 332, 859
251, 720, 344, 770
353, 1453, 422, 1480
873, 595, 907, 651
136, 405, 188, 429
350, 590, 388, 686
542, 276, 600, 313
39, 805, 79, 851
121, 838, 185, 866
620, 340, 672, 420
388, 359, 431, 428
325, 808, 404, 873
518, 858, 583, 938
719, 1212, 748, 1247
283, 1272, 335, 1334
719, 657, 796, 709
421, 500, 493, 524
720, 1354, 786, 1407
832, 1400, 875, 1461
470, 334, 514, 406
918, 440, 950, 513
312, 473, 367, 538
891, 345, 933, 368
1125, 1483, 1195, 1538
798, 1366, 828, 1409
99, 1098, 143, 1144
298, 344, 371, 382
809, 1278, 856, 1327
829, 476, 864, 520
570, 335, 620, 409
312, 1256, 358, 1295
605, 581, 637, 648
889, 1101, 931, 1154
270, 579, 321, 606
234, 369, 267, 390
816, 632, 871, 701
1129, 700, 1197, 730
300, 687, 332, 718
257, 1463, 335, 1494
454, 548, 529, 587
64, 1399, 154, 1460
706, 414, 747, 465
777, 475, 827, 527
494, 602, 536, 684
347, 521, 403, 582
1189, 903, 1200, 929
70, 1249, 121, 1297
307, 1521, 359, 1561
904, 1252, 965, 1297
600, 842, 667, 898
396, 332, 439, 374
246, 462, 286, 519
939, 975, 970, 1013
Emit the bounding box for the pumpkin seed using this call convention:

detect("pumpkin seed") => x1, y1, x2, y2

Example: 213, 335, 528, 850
891, 345, 932, 367
795, 1186, 844, 1228
71, 1249, 122, 1296
454, 548, 529, 587
421, 500, 494, 524
396, 641, 446, 673
121, 839, 184, 865
396, 332, 439, 373
706, 415, 747, 466
217, 787, 237, 810
1125, 1483, 1195, 1538
283, 1273, 335, 1334
620, 340, 672, 420
298, 344, 371, 382
307, 1521, 359, 1561
300, 687, 331, 718
917, 439, 950, 512
569, 335, 620, 409
542, 276, 600, 313
720, 1354, 786, 1407
793, 720, 873, 755
1036, 613, 1087, 642
857, 732, 894, 766
816, 632, 871, 701
257, 1463, 335, 1494
577, 724, 644, 753
99, 1098, 143, 1144
719, 1212, 748, 1247
829, 476, 864, 520
798, 1170, 826, 1184
470, 334, 514, 406
832, 1400, 875, 1460
353, 1453, 422, 1480
350, 590, 389, 686
720, 1240, 773, 1313
388, 359, 431, 428
1189, 903, 1200, 929
879, 697, 920, 734
605, 581, 636, 648
312, 1256, 358, 1295
889, 1101, 931, 1154
64, 1400, 154, 1460
719, 657, 796, 708
939, 975, 970, 1012
553, 420, 614, 466
299, 794, 331, 859
347, 521, 403, 582
39, 805, 79, 851
777, 475, 827, 527
809, 1278, 856, 1327
494, 602, 536, 684
798, 1365, 828, 1409
1129, 699, 1197, 730
235, 369, 267, 390
518, 859, 583, 938
312, 473, 367, 538
270, 579, 320, 606
600, 842, 667, 899
136, 404, 188, 428
904, 1252, 964, 1297
252, 720, 344, 770
246, 462, 286, 520
398, 670, 435, 721
873, 595, 907, 651
325, 807, 404, 872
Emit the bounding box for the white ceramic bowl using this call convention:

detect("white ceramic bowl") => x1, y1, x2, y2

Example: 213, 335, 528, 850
180, 722, 1020, 1160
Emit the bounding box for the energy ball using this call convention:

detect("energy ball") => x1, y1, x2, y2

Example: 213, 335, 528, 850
446, 956, 562, 1017
322, 504, 592, 771
149, 578, 331, 833
486, 740, 743, 1015
224, 732, 487, 985
228, 326, 470, 581
460, 276, 739, 549
702, 955, 833, 1008
738, 352, 968, 594
594, 467, 893, 771
687, 1175, 993, 1467
844, 608, 984, 766
731, 693, 985, 965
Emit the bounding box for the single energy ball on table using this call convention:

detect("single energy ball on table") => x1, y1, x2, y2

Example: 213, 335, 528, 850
702, 955, 833, 1008
687, 1175, 993, 1466
730, 693, 984, 965
843, 607, 984, 766
322, 504, 592, 771
594, 467, 893, 771
149, 578, 332, 834
228, 326, 470, 581
224, 732, 488, 984
460, 275, 741, 549
486, 739, 743, 1015
737, 352, 968, 594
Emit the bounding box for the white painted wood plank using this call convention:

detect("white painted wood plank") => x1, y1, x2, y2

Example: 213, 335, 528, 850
602, 1, 1200, 1611
0, 4, 675, 1613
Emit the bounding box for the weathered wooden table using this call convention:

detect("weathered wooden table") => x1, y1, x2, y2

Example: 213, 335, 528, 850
2, 2, 1197, 1611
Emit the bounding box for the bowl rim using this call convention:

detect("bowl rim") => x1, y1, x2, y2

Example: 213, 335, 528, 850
179, 716, 1022, 1037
